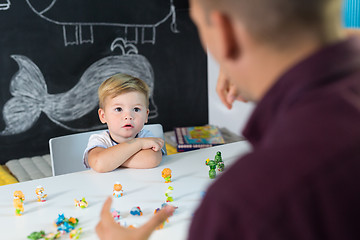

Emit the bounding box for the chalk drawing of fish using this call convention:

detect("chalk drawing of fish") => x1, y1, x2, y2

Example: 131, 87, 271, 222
0, 38, 158, 136
25, 0, 179, 46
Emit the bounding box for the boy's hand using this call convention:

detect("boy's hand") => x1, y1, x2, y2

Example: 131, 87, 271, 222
96, 197, 175, 240
138, 137, 164, 151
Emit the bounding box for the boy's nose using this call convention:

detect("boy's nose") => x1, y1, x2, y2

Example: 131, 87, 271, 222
124, 113, 133, 120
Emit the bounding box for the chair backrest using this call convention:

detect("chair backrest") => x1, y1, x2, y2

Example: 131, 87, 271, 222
49, 124, 166, 176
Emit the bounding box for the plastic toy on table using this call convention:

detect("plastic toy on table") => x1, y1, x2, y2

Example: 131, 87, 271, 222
130, 206, 143, 216
165, 186, 174, 202
113, 182, 124, 198
214, 151, 222, 164
110, 208, 121, 220
35, 185, 47, 202
70, 228, 82, 239
13, 190, 25, 216
206, 159, 217, 179
54, 214, 79, 233
162, 168, 172, 183
74, 197, 88, 209
27, 230, 45, 240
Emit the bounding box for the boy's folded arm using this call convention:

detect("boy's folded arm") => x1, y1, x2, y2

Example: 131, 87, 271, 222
88, 140, 144, 173
121, 148, 162, 169
87, 137, 164, 172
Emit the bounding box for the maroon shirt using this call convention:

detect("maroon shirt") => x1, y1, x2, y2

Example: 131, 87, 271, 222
189, 37, 360, 240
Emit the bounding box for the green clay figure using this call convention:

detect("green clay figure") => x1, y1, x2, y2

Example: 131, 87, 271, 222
207, 160, 217, 179
217, 161, 225, 172
214, 151, 222, 165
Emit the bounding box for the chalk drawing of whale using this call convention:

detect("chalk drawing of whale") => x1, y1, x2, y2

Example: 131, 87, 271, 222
25, 0, 179, 46
0, 38, 158, 136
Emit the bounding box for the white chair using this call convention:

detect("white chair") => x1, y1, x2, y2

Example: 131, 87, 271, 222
49, 124, 167, 176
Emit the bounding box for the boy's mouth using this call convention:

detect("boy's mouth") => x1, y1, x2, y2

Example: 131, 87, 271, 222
122, 124, 134, 128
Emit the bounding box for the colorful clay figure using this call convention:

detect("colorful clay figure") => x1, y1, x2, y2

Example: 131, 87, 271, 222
162, 168, 172, 183
214, 151, 222, 164
27, 230, 45, 240
215, 151, 225, 171
111, 208, 121, 220
205, 151, 225, 178
54, 214, 79, 233
13, 190, 25, 216
35, 185, 47, 202
217, 160, 225, 172
74, 197, 88, 208
165, 186, 174, 202
207, 160, 217, 179
130, 206, 143, 216
113, 182, 124, 198
70, 227, 82, 239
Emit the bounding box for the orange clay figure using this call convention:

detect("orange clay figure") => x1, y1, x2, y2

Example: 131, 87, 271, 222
162, 168, 172, 183
13, 190, 25, 216
35, 185, 47, 202
113, 182, 123, 198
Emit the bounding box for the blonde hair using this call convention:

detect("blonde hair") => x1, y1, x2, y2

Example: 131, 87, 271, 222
98, 73, 150, 109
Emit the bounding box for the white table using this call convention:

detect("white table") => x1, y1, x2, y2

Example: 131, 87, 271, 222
0, 141, 251, 240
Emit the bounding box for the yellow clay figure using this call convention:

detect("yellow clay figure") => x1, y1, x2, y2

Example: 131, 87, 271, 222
35, 185, 47, 202
13, 190, 25, 216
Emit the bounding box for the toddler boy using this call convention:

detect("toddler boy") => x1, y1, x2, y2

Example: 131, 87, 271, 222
83, 73, 164, 172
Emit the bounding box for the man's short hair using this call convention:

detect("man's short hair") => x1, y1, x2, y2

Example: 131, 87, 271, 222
98, 73, 150, 109
197, 0, 342, 48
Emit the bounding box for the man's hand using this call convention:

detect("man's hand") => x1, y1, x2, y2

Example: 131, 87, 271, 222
96, 197, 175, 240
216, 68, 247, 109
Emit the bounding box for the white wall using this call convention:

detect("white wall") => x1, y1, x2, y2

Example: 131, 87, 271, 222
208, 53, 255, 136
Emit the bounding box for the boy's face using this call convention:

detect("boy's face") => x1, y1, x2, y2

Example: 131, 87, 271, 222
98, 91, 149, 142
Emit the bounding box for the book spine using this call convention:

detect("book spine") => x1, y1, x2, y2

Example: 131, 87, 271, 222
177, 143, 222, 152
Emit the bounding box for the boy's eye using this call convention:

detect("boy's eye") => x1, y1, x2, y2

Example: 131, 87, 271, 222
115, 107, 122, 112
134, 107, 141, 112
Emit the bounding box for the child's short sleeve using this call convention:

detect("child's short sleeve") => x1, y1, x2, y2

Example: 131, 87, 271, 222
83, 131, 113, 168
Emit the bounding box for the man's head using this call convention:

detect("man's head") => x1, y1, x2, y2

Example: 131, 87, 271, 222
191, 0, 343, 49
98, 73, 150, 141
190, 0, 344, 101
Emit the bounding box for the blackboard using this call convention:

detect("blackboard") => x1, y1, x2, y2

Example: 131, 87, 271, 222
0, 0, 207, 163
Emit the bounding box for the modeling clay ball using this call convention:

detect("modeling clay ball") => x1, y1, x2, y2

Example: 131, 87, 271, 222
113, 182, 124, 198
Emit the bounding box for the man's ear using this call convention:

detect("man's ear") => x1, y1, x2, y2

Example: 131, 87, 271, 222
210, 11, 240, 61
98, 108, 106, 124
